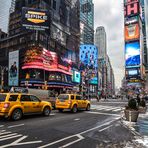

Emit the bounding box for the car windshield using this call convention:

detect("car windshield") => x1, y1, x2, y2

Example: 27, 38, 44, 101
58, 95, 69, 100
0, 94, 6, 102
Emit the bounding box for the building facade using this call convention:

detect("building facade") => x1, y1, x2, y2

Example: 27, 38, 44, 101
0, 0, 12, 32
0, 0, 80, 93
124, 0, 146, 89
80, 0, 94, 44
95, 26, 108, 96
79, 44, 98, 97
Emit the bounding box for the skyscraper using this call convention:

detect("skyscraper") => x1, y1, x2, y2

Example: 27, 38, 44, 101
0, 0, 11, 32
95, 26, 107, 60
80, 0, 94, 44
94, 26, 107, 96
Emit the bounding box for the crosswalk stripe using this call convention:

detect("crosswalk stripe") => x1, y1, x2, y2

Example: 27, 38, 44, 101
91, 105, 121, 112
0, 132, 12, 136
0, 134, 22, 141
0, 133, 18, 139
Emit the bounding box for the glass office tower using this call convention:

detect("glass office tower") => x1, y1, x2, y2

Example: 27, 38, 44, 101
80, 0, 94, 44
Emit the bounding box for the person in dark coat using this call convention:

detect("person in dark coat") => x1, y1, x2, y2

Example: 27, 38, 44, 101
136, 94, 140, 106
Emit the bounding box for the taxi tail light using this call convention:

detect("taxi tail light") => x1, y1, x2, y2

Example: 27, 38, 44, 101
68, 100, 72, 104
4, 103, 10, 108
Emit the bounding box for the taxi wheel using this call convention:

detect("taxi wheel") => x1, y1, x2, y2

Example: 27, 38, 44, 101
71, 105, 77, 113
43, 107, 51, 116
86, 104, 90, 111
11, 109, 23, 121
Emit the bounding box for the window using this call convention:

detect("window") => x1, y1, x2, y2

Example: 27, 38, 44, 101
9, 95, 18, 101
0, 94, 6, 102
53, 0, 56, 10
71, 95, 74, 100
30, 96, 40, 102
76, 96, 81, 100
20, 95, 31, 102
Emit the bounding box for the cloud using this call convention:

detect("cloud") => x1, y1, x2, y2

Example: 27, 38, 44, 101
93, 0, 125, 88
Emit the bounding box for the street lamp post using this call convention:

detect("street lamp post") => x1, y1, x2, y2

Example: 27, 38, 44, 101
0, 66, 8, 92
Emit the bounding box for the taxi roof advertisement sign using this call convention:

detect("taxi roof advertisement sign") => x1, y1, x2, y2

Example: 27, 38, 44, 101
22, 7, 50, 31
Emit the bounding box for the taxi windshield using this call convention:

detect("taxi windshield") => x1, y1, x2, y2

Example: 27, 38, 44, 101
58, 95, 69, 100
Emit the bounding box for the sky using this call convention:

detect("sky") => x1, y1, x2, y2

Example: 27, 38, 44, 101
93, 0, 148, 88
93, 0, 125, 88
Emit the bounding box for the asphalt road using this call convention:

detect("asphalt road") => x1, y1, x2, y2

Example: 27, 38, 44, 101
0, 99, 143, 148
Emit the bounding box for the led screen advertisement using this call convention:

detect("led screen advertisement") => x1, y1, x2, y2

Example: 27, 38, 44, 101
72, 71, 81, 83
9, 50, 19, 86
80, 45, 98, 69
125, 23, 140, 41
22, 47, 72, 75
22, 7, 50, 31
125, 41, 141, 67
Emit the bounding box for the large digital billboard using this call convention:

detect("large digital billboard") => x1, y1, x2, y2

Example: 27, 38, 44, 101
125, 41, 140, 67
22, 47, 72, 75
125, 23, 140, 41
80, 45, 98, 69
9, 50, 19, 86
22, 7, 50, 31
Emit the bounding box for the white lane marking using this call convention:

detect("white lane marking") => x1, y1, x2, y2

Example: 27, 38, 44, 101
86, 111, 120, 117
0, 130, 6, 133
0, 134, 22, 141
74, 118, 80, 121
113, 108, 122, 112
50, 113, 55, 116
39, 118, 120, 148
0, 132, 12, 136
7, 124, 24, 128
0, 133, 17, 139
0, 125, 4, 128
0, 135, 42, 148
99, 125, 113, 132
91, 105, 121, 112
59, 134, 84, 148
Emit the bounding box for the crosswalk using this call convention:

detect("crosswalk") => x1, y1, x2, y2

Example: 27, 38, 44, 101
0, 129, 42, 147
91, 105, 123, 112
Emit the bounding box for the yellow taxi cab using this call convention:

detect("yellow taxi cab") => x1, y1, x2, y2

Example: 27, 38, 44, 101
56, 94, 90, 113
0, 93, 52, 121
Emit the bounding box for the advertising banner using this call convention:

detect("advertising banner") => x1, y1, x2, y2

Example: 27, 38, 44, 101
22, 7, 50, 31
80, 45, 98, 69
125, 16, 138, 25
9, 50, 19, 86
125, 41, 140, 67
72, 71, 81, 83
125, 23, 139, 41
22, 47, 72, 75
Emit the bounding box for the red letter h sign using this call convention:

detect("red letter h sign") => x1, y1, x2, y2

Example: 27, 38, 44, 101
127, 3, 138, 16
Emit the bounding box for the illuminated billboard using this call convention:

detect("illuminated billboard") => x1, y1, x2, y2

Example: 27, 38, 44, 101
125, 16, 138, 25
124, 2, 139, 17
80, 45, 98, 69
22, 7, 50, 31
72, 71, 81, 83
9, 50, 19, 86
125, 41, 140, 67
125, 23, 140, 41
22, 46, 72, 75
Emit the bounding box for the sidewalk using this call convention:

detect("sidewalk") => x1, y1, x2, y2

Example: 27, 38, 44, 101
122, 108, 148, 147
